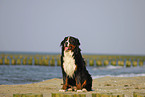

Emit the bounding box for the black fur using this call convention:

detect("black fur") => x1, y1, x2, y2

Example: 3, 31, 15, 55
60, 36, 92, 91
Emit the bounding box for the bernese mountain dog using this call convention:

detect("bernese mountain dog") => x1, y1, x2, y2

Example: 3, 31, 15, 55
60, 36, 92, 92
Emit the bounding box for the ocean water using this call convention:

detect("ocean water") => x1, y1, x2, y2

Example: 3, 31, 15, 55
0, 65, 145, 85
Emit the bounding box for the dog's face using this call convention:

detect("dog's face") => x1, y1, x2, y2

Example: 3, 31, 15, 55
61, 36, 80, 51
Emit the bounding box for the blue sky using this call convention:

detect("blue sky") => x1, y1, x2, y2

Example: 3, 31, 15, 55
0, 0, 145, 55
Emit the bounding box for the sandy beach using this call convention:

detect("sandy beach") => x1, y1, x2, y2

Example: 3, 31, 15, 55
0, 76, 145, 97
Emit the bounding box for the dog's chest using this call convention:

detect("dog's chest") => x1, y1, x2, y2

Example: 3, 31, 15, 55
63, 51, 76, 78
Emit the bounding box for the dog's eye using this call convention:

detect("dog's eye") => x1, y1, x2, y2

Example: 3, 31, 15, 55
69, 40, 74, 45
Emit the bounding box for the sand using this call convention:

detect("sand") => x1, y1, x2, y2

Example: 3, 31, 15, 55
0, 77, 145, 97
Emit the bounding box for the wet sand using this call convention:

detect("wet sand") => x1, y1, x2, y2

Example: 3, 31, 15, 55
0, 77, 145, 97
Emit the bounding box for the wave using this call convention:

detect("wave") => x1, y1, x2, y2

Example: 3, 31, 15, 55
92, 65, 123, 70
92, 73, 145, 79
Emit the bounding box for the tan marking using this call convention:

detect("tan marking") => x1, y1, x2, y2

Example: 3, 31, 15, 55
75, 78, 82, 90
82, 80, 87, 87
75, 65, 77, 71
76, 82, 82, 90
69, 44, 76, 50
62, 77, 68, 90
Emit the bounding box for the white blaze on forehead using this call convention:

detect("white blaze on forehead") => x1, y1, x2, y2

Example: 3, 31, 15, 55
66, 37, 70, 47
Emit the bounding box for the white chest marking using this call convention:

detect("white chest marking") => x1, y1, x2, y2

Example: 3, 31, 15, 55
63, 51, 76, 78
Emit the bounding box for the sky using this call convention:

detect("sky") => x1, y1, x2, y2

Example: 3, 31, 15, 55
0, 0, 145, 55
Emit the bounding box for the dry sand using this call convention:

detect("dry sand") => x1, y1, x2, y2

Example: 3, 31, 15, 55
0, 77, 145, 97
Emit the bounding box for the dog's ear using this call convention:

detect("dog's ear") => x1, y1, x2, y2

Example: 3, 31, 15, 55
60, 40, 64, 46
75, 38, 80, 46
60, 37, 67, 46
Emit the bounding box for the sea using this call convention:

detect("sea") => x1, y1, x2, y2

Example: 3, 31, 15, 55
0, 65, 145, 85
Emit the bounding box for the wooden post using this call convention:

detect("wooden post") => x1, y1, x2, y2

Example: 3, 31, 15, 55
34, 58, 39, 65
28, 58, 33, 65
118, 60, 124, 67
38, 58, 42, 66
13, 93, 43, 97
22, 58, 27, 65
43, 59, 49, 66
132, 61, 137, 67
11, 58, 16, 65
89, 59, 94, 66
104, 60, 109, 66
57, 58, 61, 66
96, 60, 102, 66
111, 60, 117, 66
126, 60, 131, 67
16, 58, 21, 65
139, 60, 143, 66
50, 57, 55, 66
0, 58, 3, 65
3, 56, 10, 65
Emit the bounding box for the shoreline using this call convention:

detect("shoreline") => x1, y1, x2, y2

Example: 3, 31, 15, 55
0, 76, 145, 97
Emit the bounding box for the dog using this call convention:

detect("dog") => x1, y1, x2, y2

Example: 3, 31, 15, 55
60, 36, 92, 92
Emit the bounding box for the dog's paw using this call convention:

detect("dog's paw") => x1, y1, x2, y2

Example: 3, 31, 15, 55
77, 90, 83, 92
68, 88, 72, 91
82, 88, 87, 92
59, 89, 66, 92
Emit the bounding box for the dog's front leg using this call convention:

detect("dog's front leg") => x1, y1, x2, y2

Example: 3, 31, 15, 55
75, 73, 82, 91
60, 74, 68, 92
62, 74, 68, 90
